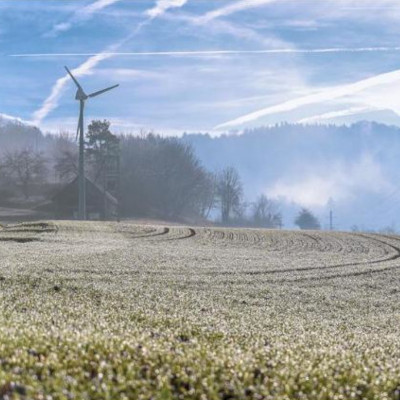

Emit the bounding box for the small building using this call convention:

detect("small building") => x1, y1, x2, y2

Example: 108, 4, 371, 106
51, 177, 119, 220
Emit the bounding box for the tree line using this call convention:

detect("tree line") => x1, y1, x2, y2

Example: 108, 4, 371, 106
0, 120, 322, 229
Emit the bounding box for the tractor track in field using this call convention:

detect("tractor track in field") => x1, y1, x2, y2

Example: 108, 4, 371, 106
0, 222, 59, 244
127, 227, 170, 239
3, 222, 400, 289
204, 229, 306, 252
202, 232, 394, 277
1, 222, 59, 234
124, 226, 196, 241
165, 228, 196, 241
9, 223, 397, 284
276, 234, 400, 283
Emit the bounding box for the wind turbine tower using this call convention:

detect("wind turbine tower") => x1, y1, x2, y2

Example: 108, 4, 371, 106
65, 66, 119, 220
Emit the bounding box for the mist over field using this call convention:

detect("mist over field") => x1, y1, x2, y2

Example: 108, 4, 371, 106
184, 122, 400, 231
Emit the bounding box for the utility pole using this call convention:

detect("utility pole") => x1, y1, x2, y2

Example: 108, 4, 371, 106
328, 197, 334, 231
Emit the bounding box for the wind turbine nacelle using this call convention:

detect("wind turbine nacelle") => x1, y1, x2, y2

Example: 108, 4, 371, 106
75, 88, 88, 101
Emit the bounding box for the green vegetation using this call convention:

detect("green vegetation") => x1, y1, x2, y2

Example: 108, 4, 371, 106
1, 221, 400, 399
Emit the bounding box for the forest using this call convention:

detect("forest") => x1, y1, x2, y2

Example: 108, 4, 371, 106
0, 119, 287, 227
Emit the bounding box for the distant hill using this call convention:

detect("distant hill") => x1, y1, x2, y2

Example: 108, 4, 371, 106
0, 114, 44, 153
183, 122, 400, 231
1, 116, 399, 230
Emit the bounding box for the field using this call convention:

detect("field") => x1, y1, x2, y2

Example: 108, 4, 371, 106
1, 221, 400, 399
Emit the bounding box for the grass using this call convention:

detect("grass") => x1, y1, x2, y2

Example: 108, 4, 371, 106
1, 221, 400, 399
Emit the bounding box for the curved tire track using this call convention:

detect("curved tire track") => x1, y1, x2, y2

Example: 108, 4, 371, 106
277, 234, 400, 283
164, 228, 196, 241
203, 233, 396, 277
127, 227, 170, 239
125, 226, 196, 241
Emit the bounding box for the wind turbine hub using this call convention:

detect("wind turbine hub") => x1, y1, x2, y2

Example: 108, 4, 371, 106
75, 88, 88, 101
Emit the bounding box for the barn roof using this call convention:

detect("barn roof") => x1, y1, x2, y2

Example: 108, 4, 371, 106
52, 176, 118, 206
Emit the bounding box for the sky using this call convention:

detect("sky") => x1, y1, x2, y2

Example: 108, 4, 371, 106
3, 0, 400, 134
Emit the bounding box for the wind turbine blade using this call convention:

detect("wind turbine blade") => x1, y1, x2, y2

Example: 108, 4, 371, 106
88, 84, 119, 98
76, 114, 82, 142
65, 66, 83, 90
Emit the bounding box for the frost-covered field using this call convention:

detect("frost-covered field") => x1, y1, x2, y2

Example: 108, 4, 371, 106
1, 221, 400, 399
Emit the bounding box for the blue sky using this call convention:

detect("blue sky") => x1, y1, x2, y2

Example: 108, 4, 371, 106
2, 0, 400, 134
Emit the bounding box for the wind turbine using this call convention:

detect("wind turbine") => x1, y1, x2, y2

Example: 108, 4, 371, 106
64, 66, 119, 220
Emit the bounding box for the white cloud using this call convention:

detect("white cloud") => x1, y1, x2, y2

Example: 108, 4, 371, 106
267, 155, 390, 208
215, 68, 400, 130
95, 68, 164, 80
32, 52, 114, 125
39, 116, 192, 137
34, 0, 191, 125
195, 18, 288, 48
147, 0, 188, 19
197, 0, 279, 23
46, 0, 122, 37
81, 0, 121, 15
0, 113, 33, 127
298, 106, 381, 124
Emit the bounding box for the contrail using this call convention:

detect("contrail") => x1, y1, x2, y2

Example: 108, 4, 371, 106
83, 0, 122, 14
11, 47, 400, 58
32, 52, 114, 125
198, 0, 279, 23
46, 0, 122, 37
215, 68, 400, 130
32, 0, 189, 125
147, 0, 188, 19
298, 106, 381, 124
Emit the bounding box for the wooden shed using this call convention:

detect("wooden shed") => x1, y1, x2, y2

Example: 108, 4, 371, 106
51, 177, 119, 220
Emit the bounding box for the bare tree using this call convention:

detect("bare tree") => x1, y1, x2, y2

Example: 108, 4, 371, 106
120, 133, 215, 220
3, 149, 47, 199
53, 135, 78, 183
197, 172, 218, 220
252, 194, 282, 228
217, 167, 243, 224
0, 157, 16, 204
